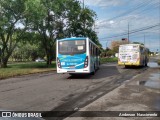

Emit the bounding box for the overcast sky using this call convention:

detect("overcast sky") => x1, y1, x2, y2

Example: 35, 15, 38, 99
80, 0, 160, 52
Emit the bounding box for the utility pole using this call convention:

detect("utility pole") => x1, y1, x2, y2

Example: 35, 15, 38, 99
128, 22, 130, 43
83, 0, 84, 9
159, 0, 160, 56
106, 41, 108, 50
82, 0, 85, 36
144, 34, 145, 46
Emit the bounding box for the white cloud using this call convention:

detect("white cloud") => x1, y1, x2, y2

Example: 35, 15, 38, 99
82, 0, 160, 50
95, 13, 159, 39
83, 0, 124, 8
109, 20, 114, 24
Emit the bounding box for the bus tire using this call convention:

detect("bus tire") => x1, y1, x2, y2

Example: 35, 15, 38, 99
143, 60, 146, 67
145, 63, 147, 66
90, 65, 95, 75
145, 58, 148, 67
145, 61, 147, 67
125, 65, 129, 68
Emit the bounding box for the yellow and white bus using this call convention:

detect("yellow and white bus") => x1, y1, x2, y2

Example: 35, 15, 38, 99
118, 44, 149, 67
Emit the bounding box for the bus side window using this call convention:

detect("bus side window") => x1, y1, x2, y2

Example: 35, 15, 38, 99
97, 49, 99, 56
92, 45, 94, 56
91, 44, 92, 55
94, 46, 96, 56
95, 47, 97, 56
93, 46, 95, 56
90, 43, 92, 55
89, 42, 91, 54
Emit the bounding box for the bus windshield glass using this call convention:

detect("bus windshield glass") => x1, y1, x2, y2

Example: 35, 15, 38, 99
58, 40, 86, 55
119, 45, 139, 52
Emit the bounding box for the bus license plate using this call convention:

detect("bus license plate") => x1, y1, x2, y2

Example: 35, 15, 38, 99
70, 66, 75, 68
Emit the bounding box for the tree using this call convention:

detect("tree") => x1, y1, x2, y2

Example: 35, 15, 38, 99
0, 0, 101, 68
106, 50, 115, 57
132, 42, 144, 45
26, 0, 100, 66
111, 40, 128, 53
12, 42, 45, 62
25, 0, 70, 66
66, 4, 101, 45
0, 0, 28, 67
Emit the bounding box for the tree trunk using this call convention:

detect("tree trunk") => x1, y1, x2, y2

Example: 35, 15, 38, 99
0, 58, 8, 68
46, 52, 52, 67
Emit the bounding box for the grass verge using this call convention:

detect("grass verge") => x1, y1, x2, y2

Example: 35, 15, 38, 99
0, 62, 56, 80
100, 57, 118, 64
1, 58, 119, 80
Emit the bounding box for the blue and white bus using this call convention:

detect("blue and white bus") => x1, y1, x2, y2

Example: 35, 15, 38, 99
56, 37, 100, 75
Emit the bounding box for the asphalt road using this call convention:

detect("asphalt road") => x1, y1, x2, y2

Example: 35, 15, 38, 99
0, 63, 148, 119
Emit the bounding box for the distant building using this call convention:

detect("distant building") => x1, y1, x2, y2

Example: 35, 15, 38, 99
121, 38, 128, 42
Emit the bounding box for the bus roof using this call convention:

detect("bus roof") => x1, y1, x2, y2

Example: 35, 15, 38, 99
58, 37, 87, 41
119, 44, 145, 47
57, 37, 101, 49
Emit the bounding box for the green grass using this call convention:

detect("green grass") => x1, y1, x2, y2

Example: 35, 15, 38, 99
100, 57, 118, 64
0, 62, 56, 80
0, 58, 119, 80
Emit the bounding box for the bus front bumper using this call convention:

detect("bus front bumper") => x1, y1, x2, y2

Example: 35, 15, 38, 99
57, 68, 90, 74
118, 61, 140, 66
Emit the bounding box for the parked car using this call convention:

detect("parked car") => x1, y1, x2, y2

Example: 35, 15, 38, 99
35, 58, 45, 62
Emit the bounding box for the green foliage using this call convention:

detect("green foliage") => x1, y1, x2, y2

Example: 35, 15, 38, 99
0, 62, 56, 79
0, 0, 28, 67
12, 42, 45, 61
100, 57, 118, 64
0, 0, 101, 67
100, 48, 115, 58
25, 0, 100, 65
106, 50, 115, 57
111, 40, 129, 53
132, 42, 144, 45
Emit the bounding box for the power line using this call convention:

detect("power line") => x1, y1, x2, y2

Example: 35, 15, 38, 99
100, 23, 160, 40
97, 0, 159, 27
122, 2, 159, 21
94, 0, 160, 46
98, 0, 154, 24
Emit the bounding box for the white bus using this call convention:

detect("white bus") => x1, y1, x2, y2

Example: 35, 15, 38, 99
118, 44, 149, 67
56, 37, 100, 75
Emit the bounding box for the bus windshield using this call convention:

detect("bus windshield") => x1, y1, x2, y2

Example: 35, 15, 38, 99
119, 45, 139, 52
58, 40, 86, 55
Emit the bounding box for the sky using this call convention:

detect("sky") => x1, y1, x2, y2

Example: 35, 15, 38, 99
80, 0, 160, 52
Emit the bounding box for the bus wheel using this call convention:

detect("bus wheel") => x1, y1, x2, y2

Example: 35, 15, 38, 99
125, 65, 129, 68
145, 61, 147, 67
143, 60, 146, 67
90, 66, 95, 75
